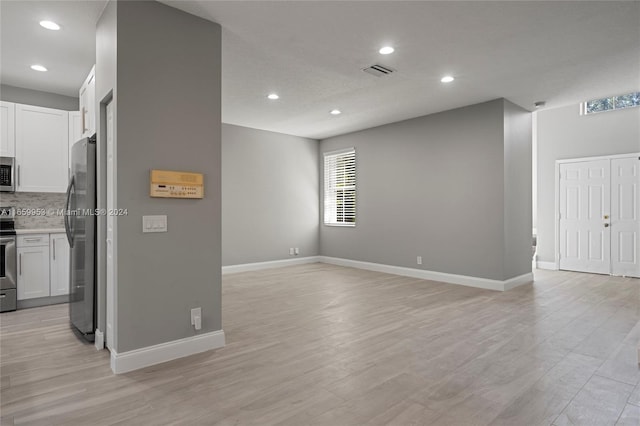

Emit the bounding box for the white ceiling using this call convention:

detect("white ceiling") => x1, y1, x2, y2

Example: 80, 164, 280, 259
0, 0, 107, 98
2, 1, 639, 139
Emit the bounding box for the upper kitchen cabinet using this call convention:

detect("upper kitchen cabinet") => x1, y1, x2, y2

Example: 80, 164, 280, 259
15, 104, 69, 192
0, 101, 16, 157
79, 65, 96, 138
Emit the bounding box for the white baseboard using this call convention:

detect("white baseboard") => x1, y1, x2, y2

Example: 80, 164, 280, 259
536, 261, 558, 270
222, 256, 321, 275
110, 330, 225, 374
503, 272, 535, 290
318, 256, 533, 292
94, 329, 105, 350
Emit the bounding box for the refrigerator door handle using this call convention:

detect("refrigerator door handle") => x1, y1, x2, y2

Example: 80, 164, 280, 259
64, 176, 75, 248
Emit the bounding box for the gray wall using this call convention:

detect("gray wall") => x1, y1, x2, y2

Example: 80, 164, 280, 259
536, 104, 640, 263
105, 1, 222, 353
1, 84, 78, 111
503, 100, 533, 278
222, 124, 319, 265
320, 99, 531, 281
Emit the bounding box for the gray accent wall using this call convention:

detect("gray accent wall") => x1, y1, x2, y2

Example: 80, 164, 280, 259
503, 100, 533, 278
1, 84, 79, 111
222, 124, 319, 265
536, 104, 640, 264
319, 99, 532, 281
98, 0, 222, 353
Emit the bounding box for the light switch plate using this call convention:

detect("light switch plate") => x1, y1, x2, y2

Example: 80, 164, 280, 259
142, 215, 167, 233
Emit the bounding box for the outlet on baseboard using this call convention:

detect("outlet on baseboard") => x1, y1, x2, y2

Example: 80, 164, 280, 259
289, 247, 295, 255
191, 307, 202, 330
417, 256, 422, 265
294, 247, 300, 255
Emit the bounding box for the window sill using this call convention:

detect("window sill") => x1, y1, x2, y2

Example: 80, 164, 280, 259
324, 223, 356, 227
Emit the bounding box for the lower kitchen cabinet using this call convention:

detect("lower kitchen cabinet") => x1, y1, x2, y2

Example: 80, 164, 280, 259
17, 233, 70, 302
50, 234, 70, 296
17, 241, 50, 300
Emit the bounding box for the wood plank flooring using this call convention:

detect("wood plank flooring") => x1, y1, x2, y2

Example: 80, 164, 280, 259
1, 263, 639, 425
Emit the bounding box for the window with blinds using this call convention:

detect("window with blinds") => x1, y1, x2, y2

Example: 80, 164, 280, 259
324, 148, 356, 226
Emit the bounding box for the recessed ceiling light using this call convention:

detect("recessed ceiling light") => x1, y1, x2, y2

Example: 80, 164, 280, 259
30, 64, 48, 72
330, 109, 341, 115
39, 20, 60, 31
267, 93, 279, 100
440, 75, 455, 83
379, 46, 394, 55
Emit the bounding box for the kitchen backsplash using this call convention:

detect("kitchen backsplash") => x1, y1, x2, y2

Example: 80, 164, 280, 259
1, 192, 66, 229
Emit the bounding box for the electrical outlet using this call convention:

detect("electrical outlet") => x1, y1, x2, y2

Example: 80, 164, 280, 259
191, 307, 202, 330
417, 256, 422, 265
289, 247, 295, 255
294, 247, 300, 255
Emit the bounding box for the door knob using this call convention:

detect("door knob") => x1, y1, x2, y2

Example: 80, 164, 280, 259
604, 215, 609, 219
604, 223, 610, 227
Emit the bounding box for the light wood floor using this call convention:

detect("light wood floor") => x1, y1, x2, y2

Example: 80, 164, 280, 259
1, 264, 639, 425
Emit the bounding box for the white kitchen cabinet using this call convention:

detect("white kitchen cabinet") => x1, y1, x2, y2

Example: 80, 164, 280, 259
79, 65, 96, 138
68, 111, 83, 176
50, 234, 70, 296
0, 101, 15, 156
15, 104, 69, 192
17, 234, 50, 300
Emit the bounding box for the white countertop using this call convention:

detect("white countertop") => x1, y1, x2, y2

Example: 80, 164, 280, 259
16, 228, 66, 235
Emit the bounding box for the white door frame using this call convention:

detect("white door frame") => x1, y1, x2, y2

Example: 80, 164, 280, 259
555, 152, 640, 272
105, 100, 116, 351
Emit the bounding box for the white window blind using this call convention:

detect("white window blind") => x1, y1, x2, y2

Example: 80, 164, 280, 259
324, 148, 356, 226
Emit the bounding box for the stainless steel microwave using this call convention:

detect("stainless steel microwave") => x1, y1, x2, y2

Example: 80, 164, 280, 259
0, 157, 15, 192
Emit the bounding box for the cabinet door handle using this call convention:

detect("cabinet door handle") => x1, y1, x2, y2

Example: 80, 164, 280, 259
17, 165, 20, 186
24, 238, 41, 242
53, 239, 56, 260
19, 253, 22, 275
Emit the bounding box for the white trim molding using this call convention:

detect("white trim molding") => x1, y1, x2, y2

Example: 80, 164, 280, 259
222, 256, 321, 275
110, 330, 225, 374
556, 152, 640, 164
94, 329, 105, 351
222, 256, 533, 291
536, 261, 559, 271
319, 256, 532, 292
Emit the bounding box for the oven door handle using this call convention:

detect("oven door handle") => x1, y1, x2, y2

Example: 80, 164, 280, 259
0, 236, 17, 286
64, 175, 75, 248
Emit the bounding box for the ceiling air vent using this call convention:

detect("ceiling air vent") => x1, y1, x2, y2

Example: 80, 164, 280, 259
362, 64, 395, 77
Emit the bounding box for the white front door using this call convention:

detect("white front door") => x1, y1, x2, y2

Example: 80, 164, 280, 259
558, 155, 640, 277
559, 159, 611, 274
611, 157, 640, 277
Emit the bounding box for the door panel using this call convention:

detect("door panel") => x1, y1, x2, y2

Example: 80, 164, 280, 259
559, 160, 610, 274
588, 230, 603, 261
611, 157, 639, 277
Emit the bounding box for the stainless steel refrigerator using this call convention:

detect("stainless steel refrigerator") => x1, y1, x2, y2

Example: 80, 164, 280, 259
65, 136, 96, 342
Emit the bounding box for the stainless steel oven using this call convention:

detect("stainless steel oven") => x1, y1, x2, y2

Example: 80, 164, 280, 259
0, 207, 17, 312
0, 157, 15, 192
